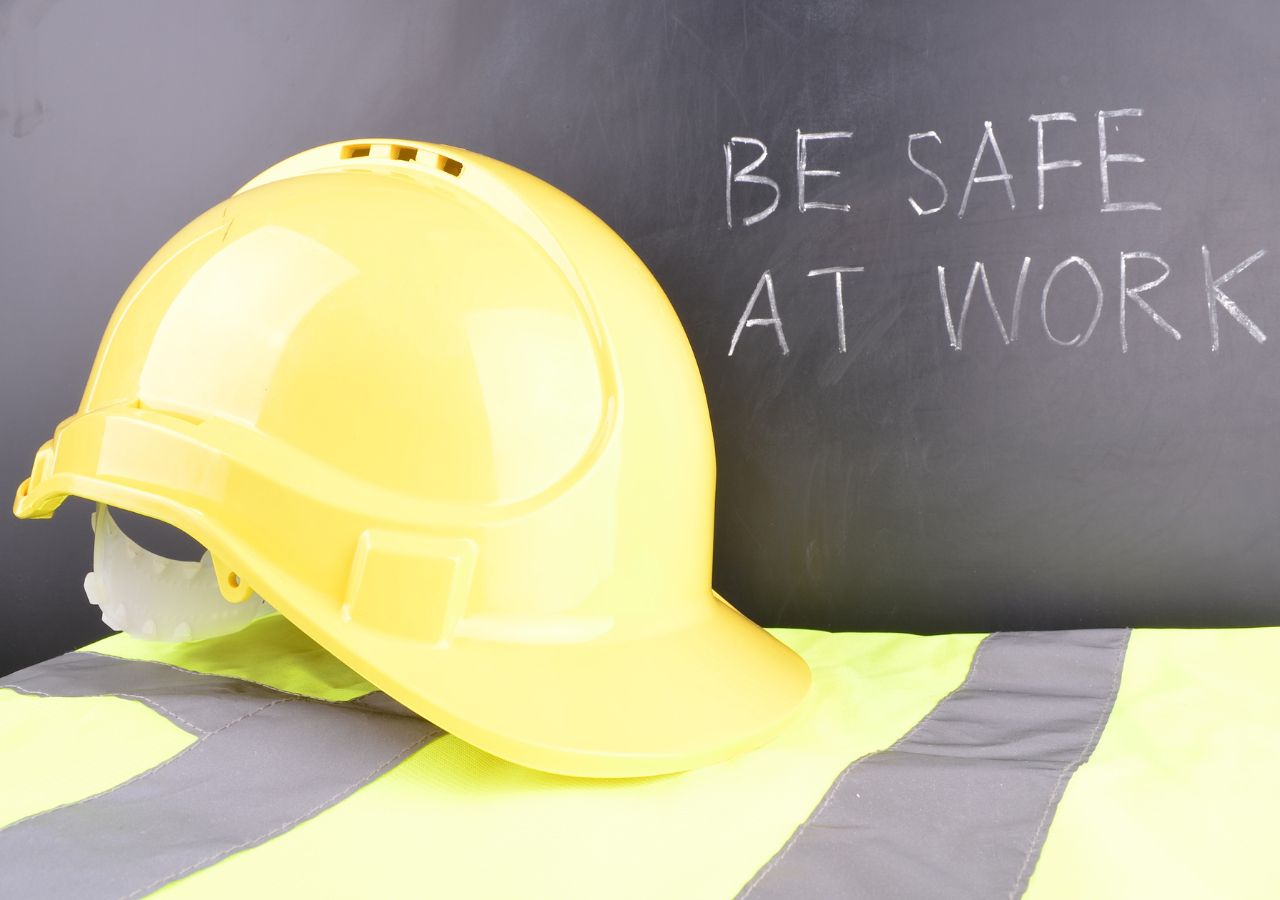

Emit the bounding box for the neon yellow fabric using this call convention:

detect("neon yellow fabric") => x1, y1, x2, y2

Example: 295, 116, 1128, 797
85, 614, 375, 701
0, 690, 194, 827
153, 628, 984, 899
1025, 627, 1280, 900
13, 623, 1280, 896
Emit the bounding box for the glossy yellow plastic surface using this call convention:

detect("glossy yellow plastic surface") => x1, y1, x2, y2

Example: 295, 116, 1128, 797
13, 139, 811, 777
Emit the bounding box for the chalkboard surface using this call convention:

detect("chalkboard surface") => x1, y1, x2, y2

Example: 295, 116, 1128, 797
3, 0, 1280, 671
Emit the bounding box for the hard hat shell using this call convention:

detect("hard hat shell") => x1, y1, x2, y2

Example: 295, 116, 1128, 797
14, 140, 811, 777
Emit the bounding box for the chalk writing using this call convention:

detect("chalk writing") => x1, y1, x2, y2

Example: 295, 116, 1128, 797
730, 270, 789, 356
722, 106, 1270, 357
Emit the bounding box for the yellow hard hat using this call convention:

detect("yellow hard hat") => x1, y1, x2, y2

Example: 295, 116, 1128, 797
13, 139, 811, 777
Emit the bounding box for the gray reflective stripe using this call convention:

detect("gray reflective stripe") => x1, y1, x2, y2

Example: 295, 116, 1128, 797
0, 651, 442, 899
739, 629, 1131, 900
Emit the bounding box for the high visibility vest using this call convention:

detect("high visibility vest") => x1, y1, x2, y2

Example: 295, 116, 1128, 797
2, 616, 1278, 899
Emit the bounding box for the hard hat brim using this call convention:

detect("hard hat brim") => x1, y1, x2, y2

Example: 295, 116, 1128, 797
16, 418, 811, 778
309, 589, 813, 778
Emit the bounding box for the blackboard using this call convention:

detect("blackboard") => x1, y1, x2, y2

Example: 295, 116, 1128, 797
4, 0, 1280, 671
490, 0, 1280, 633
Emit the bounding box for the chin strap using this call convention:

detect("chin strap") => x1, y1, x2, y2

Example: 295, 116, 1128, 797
83, 503, 272, 642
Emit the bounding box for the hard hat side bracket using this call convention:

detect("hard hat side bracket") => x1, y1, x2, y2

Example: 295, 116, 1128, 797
340, 529, 478, 648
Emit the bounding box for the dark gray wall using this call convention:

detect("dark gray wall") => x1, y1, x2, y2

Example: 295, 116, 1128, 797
4, 0, 1280, 674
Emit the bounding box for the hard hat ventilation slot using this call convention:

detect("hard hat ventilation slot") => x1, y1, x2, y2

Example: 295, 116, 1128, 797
338, 142, 460, 175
